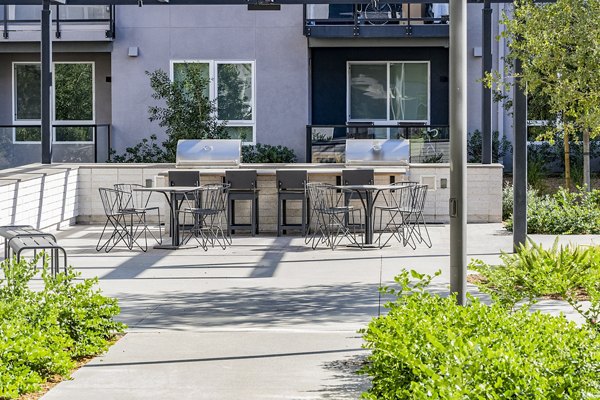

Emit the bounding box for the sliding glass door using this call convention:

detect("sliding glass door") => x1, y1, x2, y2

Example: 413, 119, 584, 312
348, 61, 429, 123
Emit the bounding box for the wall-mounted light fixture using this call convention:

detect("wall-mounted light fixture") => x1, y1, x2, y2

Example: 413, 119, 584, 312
128, 47, 139, 57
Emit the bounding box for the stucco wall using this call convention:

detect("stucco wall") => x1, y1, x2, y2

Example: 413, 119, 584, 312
0, 52, 112, 167
110, 5, 309, 159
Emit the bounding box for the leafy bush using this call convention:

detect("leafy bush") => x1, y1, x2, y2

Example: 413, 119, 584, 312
147, 67, 228, 161
467, 129, 512, 163
242, 143, 296, 163
505, 186, 600, 234
111, 66, 228, 163
109, 134, 167, 163
0, 257, 125, 398
360, 270, 600, 399
502, 183, 514, 221
470, 239, 600, 328
502, 184, 541, 222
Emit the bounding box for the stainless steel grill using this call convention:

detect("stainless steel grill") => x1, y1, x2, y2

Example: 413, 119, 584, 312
175, 139, 242, 168
345, 139, 409, 166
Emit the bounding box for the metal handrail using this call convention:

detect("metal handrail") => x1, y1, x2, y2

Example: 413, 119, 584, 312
0, 123, 112, 164
1, 5, 115, 40
304, 3, 449, 35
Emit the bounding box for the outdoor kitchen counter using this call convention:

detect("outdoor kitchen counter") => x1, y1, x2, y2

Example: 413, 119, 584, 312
152, 163, 503, 231
154, 164, 410, 234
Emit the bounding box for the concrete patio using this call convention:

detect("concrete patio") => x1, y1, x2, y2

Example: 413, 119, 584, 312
26, 222, 598, 399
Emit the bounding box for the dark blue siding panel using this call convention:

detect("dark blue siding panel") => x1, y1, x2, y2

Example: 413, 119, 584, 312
311, 47, 449, 126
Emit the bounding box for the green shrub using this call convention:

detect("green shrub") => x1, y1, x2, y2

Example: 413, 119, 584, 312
360, 270, 600, 399
109, 134, 167, 163
242, 143, 296, 163
505, 186, 600, 234
526, 154, 548, 192
502, 183, 513, 221
146, 67, 228, 161
0, 256, 125, 398
470, 239, 600, 328
502, 184, 541, 223
467, 130, 511, 163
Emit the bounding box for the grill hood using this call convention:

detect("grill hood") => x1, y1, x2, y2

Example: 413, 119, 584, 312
175, 139, 242, 168
345, 139, 409, 166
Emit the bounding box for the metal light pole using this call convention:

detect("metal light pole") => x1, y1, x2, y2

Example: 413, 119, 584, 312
513, 55, 527, 251
449, 0, 468, 305
41, 0, 52, 164
482, 0, 492, 164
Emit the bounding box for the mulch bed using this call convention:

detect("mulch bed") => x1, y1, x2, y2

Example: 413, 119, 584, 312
467, 273, 590, 301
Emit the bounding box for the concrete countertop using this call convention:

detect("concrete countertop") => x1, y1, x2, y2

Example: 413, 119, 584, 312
0, 162, 504, 186
156, 163, 409, 177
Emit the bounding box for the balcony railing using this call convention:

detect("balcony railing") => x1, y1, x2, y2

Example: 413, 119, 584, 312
304, 3, 449, 38
0, 124, 111, 169
306, 124, 449, 163
1, 5, 115, 40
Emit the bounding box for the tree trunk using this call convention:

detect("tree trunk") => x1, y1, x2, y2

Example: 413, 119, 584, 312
583, 129, 591, 191
564, 131, 571, 190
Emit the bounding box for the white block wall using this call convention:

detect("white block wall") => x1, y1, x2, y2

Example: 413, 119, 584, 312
408, 163, 504, 223
77, 164, 169, 224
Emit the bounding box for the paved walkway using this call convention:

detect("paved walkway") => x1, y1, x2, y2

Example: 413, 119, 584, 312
38, 224, 598, 399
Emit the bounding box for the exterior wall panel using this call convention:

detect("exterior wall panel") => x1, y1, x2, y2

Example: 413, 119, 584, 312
111, 5, 309, 159
311, 47, 449, 126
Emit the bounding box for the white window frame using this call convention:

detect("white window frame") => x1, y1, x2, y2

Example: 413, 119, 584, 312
346, 61, 430, 135
12, 61, 96, 144
170, 60, 256, 145
12, 62, 41, 144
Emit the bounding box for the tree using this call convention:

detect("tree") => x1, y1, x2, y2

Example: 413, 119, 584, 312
490, 0, 600, 189
54, 63, 94, 142
146, 65, 228, 162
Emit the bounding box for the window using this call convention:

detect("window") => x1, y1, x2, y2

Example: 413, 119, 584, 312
59, 6, 110, 20
54, 63, 95, 142
9, 5, 109, 21
172, 60, 255, 143
348, 61, 429, 123
12, 62, 95, 143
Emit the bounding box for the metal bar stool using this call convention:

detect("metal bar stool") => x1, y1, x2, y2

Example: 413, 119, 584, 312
276, 170, 308, 236
342, 168, 374, 202
226, 170, 259, 236
168, 170, 201, 236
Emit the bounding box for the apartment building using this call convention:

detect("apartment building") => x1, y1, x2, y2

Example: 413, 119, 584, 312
0, 2, 510, 168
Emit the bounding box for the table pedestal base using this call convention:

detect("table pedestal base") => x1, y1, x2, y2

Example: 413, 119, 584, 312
153, 244, 198, 250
